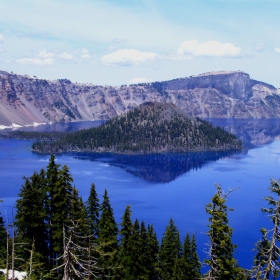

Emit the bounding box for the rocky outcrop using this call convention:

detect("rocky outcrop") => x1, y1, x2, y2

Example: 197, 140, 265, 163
0, 70, 280, 126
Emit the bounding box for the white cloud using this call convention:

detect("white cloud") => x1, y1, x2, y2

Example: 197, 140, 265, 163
0, 34, 3, 43
16, 50, 55, 65
101, 49, 159, 66
274, 47, 280, 54
15, 48, 92, 65
178, 40, 241, 58
80, 48, 91, 59
16, 57, 54, 65
0, 48, 5, 53
37, 50, 54, 58
60, 52, 73, 60
128, 77, 150, 84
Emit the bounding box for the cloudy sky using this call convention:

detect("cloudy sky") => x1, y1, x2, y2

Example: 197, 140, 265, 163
1, 0, 280, 86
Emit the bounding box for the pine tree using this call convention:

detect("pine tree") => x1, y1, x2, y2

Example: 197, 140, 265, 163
128, 219, 142, 279
190, 234, 201, 278
51, 164, 74, 267
251, 179, 280, 279
98, 189, 119, 279
45, 155, 61, 268
0, 209, 6, 266
86, 183, 100, 239
181, 233, 201, 279
204, 184, 240, 280
139, 221, 150, 278
119, 205, 133, 278
160, 218, 182, 280
15, 171, 48, 266
252, 228, 272, 279
147, 224, 160, 279
85, 184, 102, 279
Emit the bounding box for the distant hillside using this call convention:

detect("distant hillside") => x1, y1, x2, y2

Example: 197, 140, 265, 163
1, 70, 280, 126
29, 102, 242, 154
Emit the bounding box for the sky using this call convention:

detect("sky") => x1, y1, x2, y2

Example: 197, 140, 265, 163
0, 0, 280, 87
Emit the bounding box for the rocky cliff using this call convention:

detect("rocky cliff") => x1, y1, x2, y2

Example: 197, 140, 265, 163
0, 70, 279, 126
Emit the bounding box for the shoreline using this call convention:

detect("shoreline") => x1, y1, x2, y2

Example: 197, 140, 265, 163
0, 122, 49, 130
30, 145, 243, 155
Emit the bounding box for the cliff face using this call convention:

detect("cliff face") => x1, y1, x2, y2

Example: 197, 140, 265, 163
0, 70, 280, 126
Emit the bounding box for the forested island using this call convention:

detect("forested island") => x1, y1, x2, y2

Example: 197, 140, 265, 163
15, 102, 242, 154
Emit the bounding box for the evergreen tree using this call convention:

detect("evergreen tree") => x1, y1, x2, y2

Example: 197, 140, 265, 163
16, 155, 92, 278
190, 234, 201, 278
160, 218, 182, 280
0, 209, 6, 266
69, 188, 90, 251
204, 184, 241, 280
15, 171, 48, 266
45, 155, 61, 268
252, 228, 272, 279
98, 189, 119, 279
119, 205, 133, 278
181, 233, 201, 279
139, 221, 150, 278
86, 183, 100, 239
127, 219, 142, 279
147, 224, 160, 279
251, 179, 280, 279
51, 164, 74, 275
172, 257, 185, 280
85, 184, 102, 279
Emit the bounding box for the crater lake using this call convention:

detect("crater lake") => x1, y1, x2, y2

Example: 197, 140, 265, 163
1, 118, 280, 271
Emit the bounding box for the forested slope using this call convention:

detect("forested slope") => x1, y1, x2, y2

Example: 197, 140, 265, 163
28, 102, 242, 153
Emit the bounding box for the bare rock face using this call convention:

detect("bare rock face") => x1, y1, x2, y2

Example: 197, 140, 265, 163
0, 70, 280, 126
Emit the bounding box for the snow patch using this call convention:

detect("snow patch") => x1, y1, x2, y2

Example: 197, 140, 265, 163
0, 122, 48, 130
0, 269, 27, 280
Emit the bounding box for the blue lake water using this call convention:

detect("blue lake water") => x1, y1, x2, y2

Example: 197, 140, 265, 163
1, 119, 280, 271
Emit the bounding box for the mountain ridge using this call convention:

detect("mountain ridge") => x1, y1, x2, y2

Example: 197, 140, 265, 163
0, 70, 280, 126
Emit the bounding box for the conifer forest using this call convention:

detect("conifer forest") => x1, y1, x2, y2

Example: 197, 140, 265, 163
1, 155, 280, 280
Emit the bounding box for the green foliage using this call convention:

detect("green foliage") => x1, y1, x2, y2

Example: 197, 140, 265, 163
25, 102, 242, 153
204, 184, 241, 280
15, 155, 89, 278
160, 218, 182, 280
181, 233, 201, 279
126, 219, 145, 278
0, 211, 6, 266
119, 205, 133, 278
86, 183, 100, 239
147, 224, 160, 279
15, 170, 48, 265
98, 189, 119, 279
51, 165, 74, 255
251, 179, 280, 279
10, 155, 260, 279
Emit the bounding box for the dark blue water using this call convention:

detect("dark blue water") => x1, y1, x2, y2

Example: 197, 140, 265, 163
1, 119, 280, 271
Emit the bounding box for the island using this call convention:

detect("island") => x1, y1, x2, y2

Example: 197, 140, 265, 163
23, 102, 242, 154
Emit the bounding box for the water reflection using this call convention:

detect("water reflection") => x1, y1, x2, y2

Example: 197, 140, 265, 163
207, 118, 280, 148
72, 150, 244, 183
69, 118, 280, 183
17, 118, 280, 183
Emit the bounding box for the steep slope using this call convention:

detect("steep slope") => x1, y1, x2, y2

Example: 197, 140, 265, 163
0, 70, 280, 126
29, 102, 242, 154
